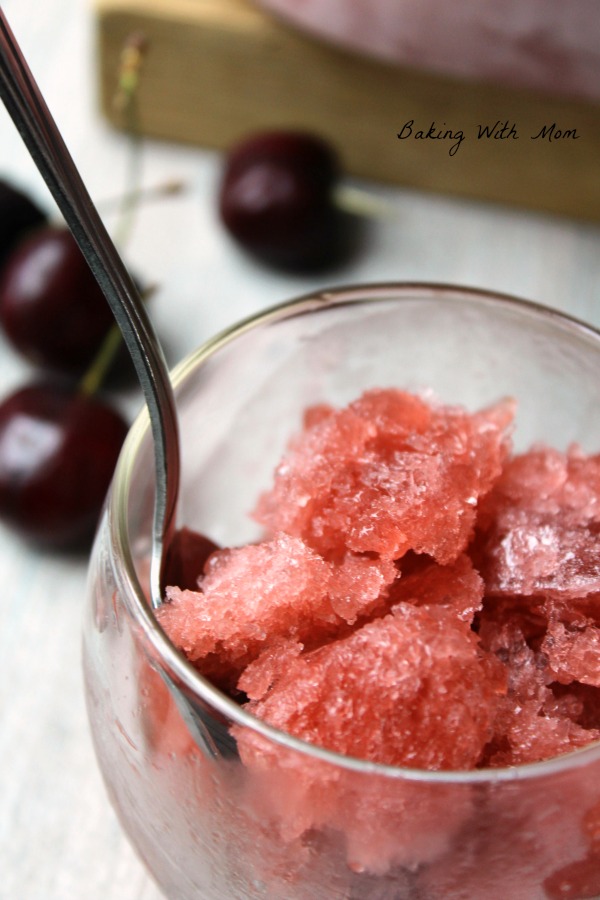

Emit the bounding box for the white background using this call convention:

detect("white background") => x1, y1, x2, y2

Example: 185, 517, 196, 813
0, 1, 599, 898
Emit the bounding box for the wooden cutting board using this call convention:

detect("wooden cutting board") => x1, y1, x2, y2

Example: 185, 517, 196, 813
95, 0, 600, 221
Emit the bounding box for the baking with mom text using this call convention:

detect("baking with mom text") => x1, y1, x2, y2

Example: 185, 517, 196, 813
396, 119, 581, 156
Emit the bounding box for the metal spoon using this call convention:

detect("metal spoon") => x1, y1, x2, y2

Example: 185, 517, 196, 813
0, 10, 179, 610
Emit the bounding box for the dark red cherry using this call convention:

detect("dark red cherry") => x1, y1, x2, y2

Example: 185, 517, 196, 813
0, 179, 47, 266
164, 526, 220, 590
219, 130, 346, 271
0, 381, 129, 548
0, 225, 119, 374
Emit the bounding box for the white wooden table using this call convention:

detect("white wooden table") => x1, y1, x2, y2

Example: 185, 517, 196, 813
0, 1, 599, 898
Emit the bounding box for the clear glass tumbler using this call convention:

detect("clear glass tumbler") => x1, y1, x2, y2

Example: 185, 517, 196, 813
83, 283, 600, 900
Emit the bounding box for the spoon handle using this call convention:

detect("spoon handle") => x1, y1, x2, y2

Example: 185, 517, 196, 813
0, 10, 179, 607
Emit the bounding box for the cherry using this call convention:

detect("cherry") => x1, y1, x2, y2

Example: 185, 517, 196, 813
218, 130, 350, 271
0, 225, 122, 375
164, 526, 220, 590
0, 178, 47, 266
0, 381, 128, 548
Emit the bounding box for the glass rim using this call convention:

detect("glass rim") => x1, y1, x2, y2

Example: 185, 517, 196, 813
110, 280, 600, 785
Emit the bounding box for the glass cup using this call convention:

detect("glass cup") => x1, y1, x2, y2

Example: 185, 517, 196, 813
83, 283, 600, 900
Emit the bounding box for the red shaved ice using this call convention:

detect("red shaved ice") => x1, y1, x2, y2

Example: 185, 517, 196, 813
158, 532, 396, 686
253, 388, 514, 563
476, 445, 600, 599
159, 388, 600, 773
388, 553, 484, 624
543, 617, 600, 687
241, 603, 505, 770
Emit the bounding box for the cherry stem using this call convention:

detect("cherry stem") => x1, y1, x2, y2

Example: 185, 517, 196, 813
48, 178, 186, 225
78, 31, 150, 398
78, 324, 123, 396
112, 32, 147, 249
78, 284, 157, 396
333, 184, 398, 220
96, 178, 186, 214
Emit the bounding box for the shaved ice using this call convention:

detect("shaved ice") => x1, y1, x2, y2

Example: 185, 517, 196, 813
158, 388, 600, 769
253, 388, 514, 564
240, 603, 505, 771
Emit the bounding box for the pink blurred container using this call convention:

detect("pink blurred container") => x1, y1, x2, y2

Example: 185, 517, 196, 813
254, 0, 600, 103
